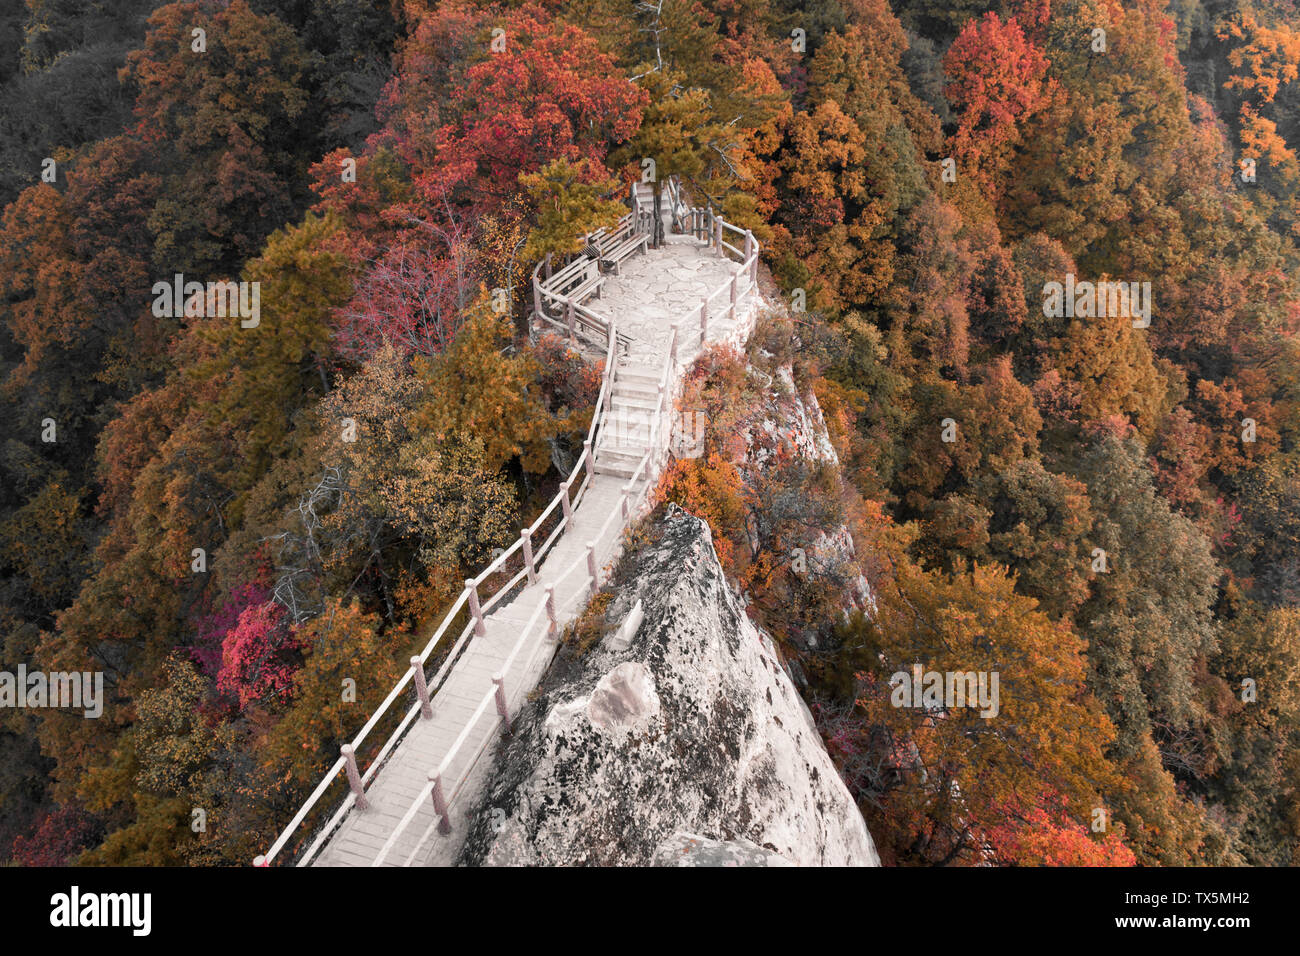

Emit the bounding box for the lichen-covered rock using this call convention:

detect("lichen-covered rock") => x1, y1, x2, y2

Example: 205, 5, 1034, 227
652, 832, 793, 867
585, 661, 660, 738
458, 505, 880, 867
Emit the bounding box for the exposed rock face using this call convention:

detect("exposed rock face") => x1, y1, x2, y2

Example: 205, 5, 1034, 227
742, 358, 875, 620
749, 364, 840, 466
583, 661, 660, 738
652, 832, 792, 867
458, 505, 880, 867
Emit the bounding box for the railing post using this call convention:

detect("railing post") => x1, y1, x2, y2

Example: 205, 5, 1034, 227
520, 528, 536, 585
544, 252, 552, 281
671, 321, 680, 368
730, 274, 738, 322
622, 482, 633, 520
565, 298, 576, 342
560, 477, 573, 521
716, 217, 723, 258
493, 672, 511, 733
411, 656, 433, 720
654, 383, 665, 458
429, 771, 452, 835
746, 230, 757, 282
545, 584, 558, 638
466, 579, 486, 636
706, 205, 713, 246
700, 296, 708, 341
586, 541, 598, 591
583, 437, 594, 481
341, 744, 369, 811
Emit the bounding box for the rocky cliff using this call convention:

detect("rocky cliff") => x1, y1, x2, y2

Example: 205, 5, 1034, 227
457, 504, 879, 867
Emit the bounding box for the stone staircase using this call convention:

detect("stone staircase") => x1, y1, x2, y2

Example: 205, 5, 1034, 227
594, 359, 663, 479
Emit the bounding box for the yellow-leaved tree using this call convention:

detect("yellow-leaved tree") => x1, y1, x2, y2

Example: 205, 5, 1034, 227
837, 558, 1121, 865
414, 294, 585, 475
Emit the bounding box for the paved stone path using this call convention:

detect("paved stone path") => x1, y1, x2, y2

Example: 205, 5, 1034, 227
600, 235, 747, 365
314, 478, 631, 867
310, 224, 759, 868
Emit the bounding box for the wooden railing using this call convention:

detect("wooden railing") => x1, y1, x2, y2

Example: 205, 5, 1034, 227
670, 204, 761, 356
253, 315, 618, 868
364, 323, 685, 868
531, 209, 645, 351
255, 176, 760, 868
631, 180, 654, 235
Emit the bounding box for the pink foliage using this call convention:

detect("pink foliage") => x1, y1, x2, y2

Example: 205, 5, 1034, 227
335, 236, 470, 361
216, 600, 301, 710
191, 583, 271, 678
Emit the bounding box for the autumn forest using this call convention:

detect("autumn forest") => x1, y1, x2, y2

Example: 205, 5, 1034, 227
1, 0, 1299, 869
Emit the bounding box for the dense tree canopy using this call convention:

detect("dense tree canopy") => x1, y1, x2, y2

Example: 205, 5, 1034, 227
1, 0, 1298, 869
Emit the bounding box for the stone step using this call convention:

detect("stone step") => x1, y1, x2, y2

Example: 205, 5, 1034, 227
593, 453, 645, 479
599, 421, 654, 443
613, 389, 660, 409
614, 378, 660, 399
599, 436, 653, 454
616, 364, 662, 385
611, 394, 659, 413
604, 400, 656, 419
595, 441, 650, 462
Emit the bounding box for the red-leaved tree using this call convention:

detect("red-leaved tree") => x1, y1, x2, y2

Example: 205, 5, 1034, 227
944, 13, 1055, 198
415, 4, 646, 214
216, 600, 301, 710
10, 805, 100, 866
190, 583, 271, 679
985, 793, 1138, 866
335, 234, 474, 360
